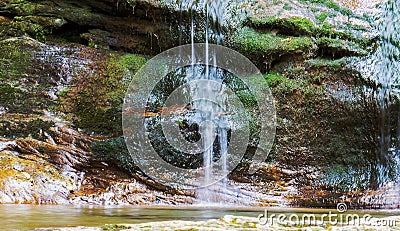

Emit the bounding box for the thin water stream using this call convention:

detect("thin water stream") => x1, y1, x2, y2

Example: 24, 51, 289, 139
373, 0, 400, 185
175, 0, 232, 203
363, 0, 400, 206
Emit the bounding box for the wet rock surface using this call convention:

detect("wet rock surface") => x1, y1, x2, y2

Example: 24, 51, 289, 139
0, 36, 193, 205
0, 0, 398, 209
0, 0, 177, 54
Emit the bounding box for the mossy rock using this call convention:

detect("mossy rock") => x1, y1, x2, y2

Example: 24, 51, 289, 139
58, 53, 147, 135
0, 118, 56, 141
314, 23, 376, 51
0, 0, 65, 41
258, 52, 388, 195
91, 137, 135, 174
0, 38, 32, 80
245, 13, 376, 56
305, 58, 347, 70
0, 149, 75, 204
101, 224, 132, 231
0, 84, 29, 112
0, 38, 55, 113
234, 27, 317, 71
247, 16, 315, 36
317, 36, 368, 57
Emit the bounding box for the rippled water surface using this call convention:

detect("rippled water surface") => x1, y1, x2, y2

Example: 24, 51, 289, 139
2, 205, 400, 230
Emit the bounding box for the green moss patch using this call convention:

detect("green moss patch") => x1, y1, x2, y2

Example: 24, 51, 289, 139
0, 15, 54, 41
317, 36, 367, 57
101, 224, 132, 231
234, 27, 316, 70
245, 13, 375, 56
234, 13, 374, 73
0, 39, 55, 113
0, 118, 56, 141
316, 23, 375, 51
59, 52, 147, 135
264, 72, 323, 96
305, 57, 347, 69
248, 16, 315, 36
91, 137, 134, 174
315, 12, 328, 24
0, 84, 33, 113
0, 39, 32, 80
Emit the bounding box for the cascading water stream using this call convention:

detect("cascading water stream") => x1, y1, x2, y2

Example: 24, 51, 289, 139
374, 1, 400, 182
366, 0, 400, 207
173, 0, 232, 204
374, 0, 400, 181
155, 0, 256, 206
198, 0, 230, 204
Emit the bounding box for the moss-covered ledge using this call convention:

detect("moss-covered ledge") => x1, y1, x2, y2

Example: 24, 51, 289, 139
233, 27, 317, 72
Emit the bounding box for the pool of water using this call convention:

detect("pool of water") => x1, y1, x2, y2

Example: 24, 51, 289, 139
1, 205, 400, 230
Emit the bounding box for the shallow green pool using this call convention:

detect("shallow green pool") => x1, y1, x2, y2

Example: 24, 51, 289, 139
1, 205, 399, 230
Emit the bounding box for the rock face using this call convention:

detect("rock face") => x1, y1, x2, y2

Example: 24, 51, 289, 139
0, 36, 194, 205
0, 0, 179, 54
0, 0, 398, 208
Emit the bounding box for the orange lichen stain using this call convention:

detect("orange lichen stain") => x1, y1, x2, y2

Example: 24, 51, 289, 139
281, 38, 292, 43
0, 150, 64, 183
144, 112, 159, 117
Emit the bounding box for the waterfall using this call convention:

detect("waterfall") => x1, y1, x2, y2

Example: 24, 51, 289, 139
198, 0, 230, 204
141, 0, 264, 205
373, 0, 400, 186
173, 0, 232, 203
360, 0, 400, 207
